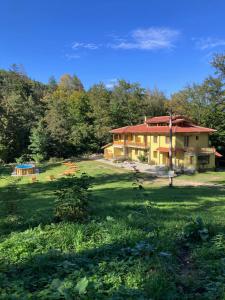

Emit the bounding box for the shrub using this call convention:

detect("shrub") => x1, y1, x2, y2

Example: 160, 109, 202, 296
138, 154, 148, 163
15, 154, 31, 164
49, 157, 64, 163
31, 153, 44, 163
54, 173, 92, 222
182, 216, 209, 242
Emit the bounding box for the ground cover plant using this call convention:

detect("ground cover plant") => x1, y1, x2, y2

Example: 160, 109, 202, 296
0, 160, 225, 299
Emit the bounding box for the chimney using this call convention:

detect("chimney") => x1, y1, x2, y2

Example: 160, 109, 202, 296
144, 116, 147, 124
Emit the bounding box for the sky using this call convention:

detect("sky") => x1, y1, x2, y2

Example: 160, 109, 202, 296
1, 0, 225, 96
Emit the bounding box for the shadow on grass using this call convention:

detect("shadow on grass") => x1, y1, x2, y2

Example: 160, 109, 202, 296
0, 164, 14, 176
1, 238, 159, 298
0, 170, 225, 238
38, 162, 63, 173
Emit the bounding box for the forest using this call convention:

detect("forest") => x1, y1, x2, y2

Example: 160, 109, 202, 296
0, 53, 225, 163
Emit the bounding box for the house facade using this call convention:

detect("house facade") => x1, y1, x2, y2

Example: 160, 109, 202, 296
103, 115, 222, 171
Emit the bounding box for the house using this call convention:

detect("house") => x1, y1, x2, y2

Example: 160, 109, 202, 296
103, 115, 222, 171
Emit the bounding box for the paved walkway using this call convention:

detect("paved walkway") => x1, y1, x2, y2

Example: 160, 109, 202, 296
96, 158, 169, 177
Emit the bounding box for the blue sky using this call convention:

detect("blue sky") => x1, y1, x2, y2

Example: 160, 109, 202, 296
1, 0, 225, 95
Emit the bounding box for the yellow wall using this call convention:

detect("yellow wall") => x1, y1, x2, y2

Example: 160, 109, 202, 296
176, 133, 209, 148
103, 145, 113, 159
149, 134, 176, 165
110, 132, 215, 170
127, 148, 145, 161
114, 147, 124, 157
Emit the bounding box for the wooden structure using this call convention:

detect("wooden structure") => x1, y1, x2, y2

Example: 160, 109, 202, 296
15, 164, 36, 176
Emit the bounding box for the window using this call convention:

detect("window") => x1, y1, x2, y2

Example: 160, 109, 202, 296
135, 136, 141, 143
153, 136, 158, 143
135, 149, 138, 155
198, 155, 210, 164
184, 136, 189, 147
128, 134, 133, 141
190, 156, 193, 165
153, 151, 158, 158
196, 136, 199, 141
165, 136, 170, 144
114, 134, 118, 141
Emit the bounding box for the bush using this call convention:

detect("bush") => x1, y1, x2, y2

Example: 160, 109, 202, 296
182, 216, 209, 242
138, 154, 148, 163
31, 153, 44, 163
15, 154, 31, 164
49, 157, 64, 163
54, 173, 92, 222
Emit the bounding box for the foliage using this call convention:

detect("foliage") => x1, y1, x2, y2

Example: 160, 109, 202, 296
15, 153, 31, 164
54, 173, 92, 222
28, 119, 49, 162
138, 154, 148, 163
181, 216, 209, 242
0, 161, 225, 299
170, 52, 225, 153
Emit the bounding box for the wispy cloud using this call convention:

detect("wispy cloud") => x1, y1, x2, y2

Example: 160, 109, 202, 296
65, 53, 81, 60
109, 27, 180, 50
193, 37, 225, 50
72, 42, 100, 50
105, 78, 117, 89
65, 27, 180, 60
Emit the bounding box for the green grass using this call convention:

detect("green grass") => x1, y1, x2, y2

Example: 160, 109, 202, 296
0, 161, 225, 299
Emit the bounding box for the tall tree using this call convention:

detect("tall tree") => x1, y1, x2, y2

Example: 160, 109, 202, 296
88, 83, 111, 145
110, 80, 146, 127
58, 74, 84, 92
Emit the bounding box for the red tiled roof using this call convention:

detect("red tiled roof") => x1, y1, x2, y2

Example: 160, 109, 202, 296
110, 123, 216, 134
101, 143, 113, 149
146, 115, 185, 124
215, 151, 223, 158
146, 115, 195, 126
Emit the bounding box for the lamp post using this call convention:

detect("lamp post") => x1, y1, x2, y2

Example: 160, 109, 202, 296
169, 111, 173, 187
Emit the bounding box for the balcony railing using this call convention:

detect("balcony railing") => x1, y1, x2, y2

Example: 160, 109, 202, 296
113, 140, 125, 145
125, 141, 148, 148
184, 146, 215, 154
113, 140, 148, 148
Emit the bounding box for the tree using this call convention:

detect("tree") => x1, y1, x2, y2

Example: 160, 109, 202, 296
110, 80, 146, 127
211, 53, 225, 79
88, 83, 111, 145
28, 119, 49, 162
0, 70, 47, 162
144, 88, 167, 117
58, 74, 84, 92
48, 76, 58, 91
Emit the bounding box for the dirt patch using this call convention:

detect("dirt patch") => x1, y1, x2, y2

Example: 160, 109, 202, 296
175, 179, 224, 187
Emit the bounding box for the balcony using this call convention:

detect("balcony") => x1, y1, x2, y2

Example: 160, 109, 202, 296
184, 147, 215, 154
125, 141, 148, 149
113, 140, 125, 148
113, 140, 148, 149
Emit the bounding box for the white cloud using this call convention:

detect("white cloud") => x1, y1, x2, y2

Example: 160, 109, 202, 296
105, 78, 117, 89
194, 37, 225, 50
65, 53, 80, 60
110, 27, 180, 50
72, 42, 100, 50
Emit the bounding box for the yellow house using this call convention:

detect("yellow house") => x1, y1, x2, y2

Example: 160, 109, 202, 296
103, 115, 222, 171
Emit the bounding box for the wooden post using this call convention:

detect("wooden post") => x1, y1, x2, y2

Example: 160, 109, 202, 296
169, 111, 173, 187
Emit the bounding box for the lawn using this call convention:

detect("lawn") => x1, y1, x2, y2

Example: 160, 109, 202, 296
0, 160, 225, 299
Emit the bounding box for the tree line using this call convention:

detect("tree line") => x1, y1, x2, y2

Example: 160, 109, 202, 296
0, 53, 225, 163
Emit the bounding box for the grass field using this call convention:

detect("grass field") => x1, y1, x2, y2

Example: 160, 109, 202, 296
0, 160, 225, 299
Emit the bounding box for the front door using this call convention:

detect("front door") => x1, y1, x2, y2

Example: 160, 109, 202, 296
162, 153, 169, 165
